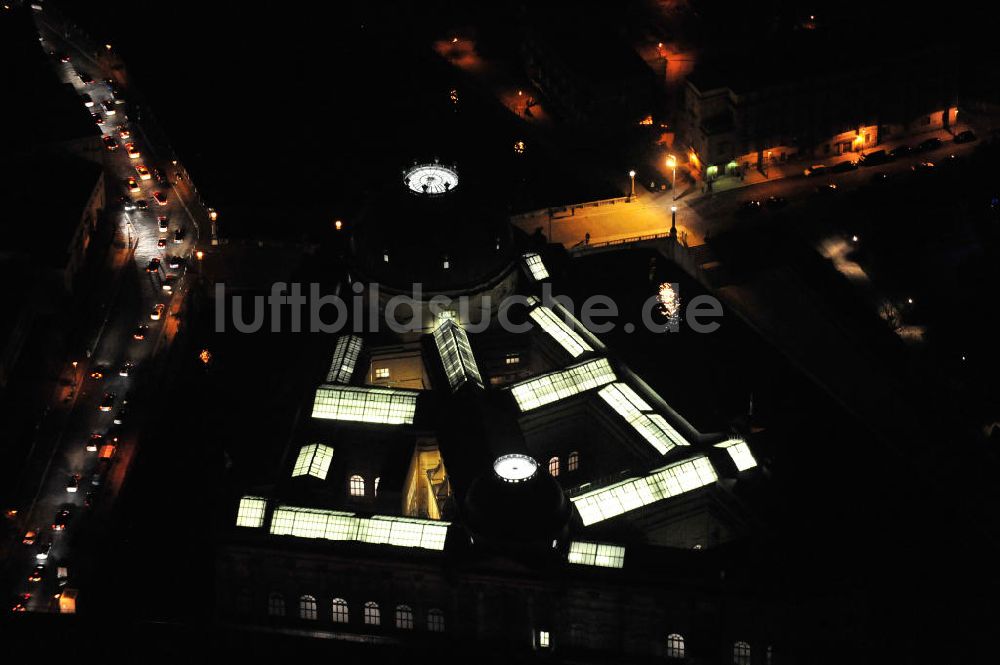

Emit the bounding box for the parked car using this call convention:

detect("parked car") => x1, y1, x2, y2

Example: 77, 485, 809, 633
829, 159, 858, 173
860, 149, 889, 166
888, 145, 912, 159
954, 130, 977, 144
804, 164, 828, 177
915, 137, 942, 152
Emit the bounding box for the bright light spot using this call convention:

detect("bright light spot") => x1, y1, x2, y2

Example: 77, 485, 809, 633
657, 282, 681, 327
404, 164, 458, 195
451, 37, 458, 43
907, 297, 914, 305
105, 44, 112, 50
196, 250, 204, 261
334, 219, 343, 231
199, 349, 212, 365
513, 140, 525, 154
629, 170, 636, 178
852, 235, 859, 242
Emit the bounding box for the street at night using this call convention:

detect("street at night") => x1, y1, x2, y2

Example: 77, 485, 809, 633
3, 1, 1000, 663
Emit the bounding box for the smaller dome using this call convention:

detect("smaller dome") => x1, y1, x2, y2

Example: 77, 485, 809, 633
493, 453, 538, 483
404, 163, 459, 195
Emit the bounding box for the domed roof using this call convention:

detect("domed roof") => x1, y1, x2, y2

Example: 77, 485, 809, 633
349, 162, 516, 293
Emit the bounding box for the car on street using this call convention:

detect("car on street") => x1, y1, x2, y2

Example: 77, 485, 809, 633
150, 303, 165, 321
11, 592, 32, 612
860, 149, 889, 166
99, 392, 116, 412
118, 127, 131, 140
83, 491, 95, 509
153, 191, 168, 206
22, 528, 40, 545
77, 71, 94, 84
136, 199, 149, 211
86, 433, 103, 452
889, 145, 912, 159
136, 165, 151, 180
36, 541, 52, 560
91, 459, 111, 487
765, 196, 788, 209
162, 274, 176, 293
829, 159, 858, 173
28, 566, 44, 582
52, 509, 70, 531
92, 113, 104, 125
102, 99, 116, 116
167, 255, 183, 269
102, 136, 117, 151
153, 168, 166, 184
125, 143, 140, 159
173, 228, 184, 243
915, 137, 942, 152
815, 183, 839, 196
954, 130, 977, 144
81, 93, 94, 107
55, 51, 71, 62
89, 365, 107, 379
66, 474, 80, 493
126, 177, 140, 194
804, 164, 828, 177
157, 237, 167, 248
122, 198, 137, 212
736, 199, 762, 217
119, 361, 133, 377
146, 257, 161, 272
133, 325, 149, 341
912, 160, 936, 172
113, 400, 128, 425
158, 216, 169, 232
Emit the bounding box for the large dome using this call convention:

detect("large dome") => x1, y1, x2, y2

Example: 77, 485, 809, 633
349, 162, 516, 294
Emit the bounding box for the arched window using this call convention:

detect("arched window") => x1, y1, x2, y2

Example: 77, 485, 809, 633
349, 474, 365, 497
374, 477, 381, 497
267, 592, 285, 617
235, 588, 252, 615
427, 608, 445, 632
734, 641, 752, 665
548, 456, 560, 477
299, 595, 317, 620
364, 601, 381, 625
666, 633, 685, 658
395, 604, 414, 629
567, 451, 580, 472
331, 598, 349, 623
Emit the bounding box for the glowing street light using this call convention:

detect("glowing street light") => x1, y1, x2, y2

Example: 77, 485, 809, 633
196, 250, 204, 261
208, 208, 218, 222
628, 170, 636, 200
334, 219, 343, 231
105, 44, 112, 51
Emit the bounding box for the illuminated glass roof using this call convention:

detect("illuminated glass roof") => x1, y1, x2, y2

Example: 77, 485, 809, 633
528, 299, 593, 359
522, 252, 550, 281
597, 383, 690, 454
404, 163, 458, 195
567, 541, 625, 568
571, 456, 718, 526
236, 496, 267, 528
432, 320, 484, 391
269, 505, 449, 551
714, 437, 757, 471
312, 385, 418, 425
510, 358, 617, 412
291, 444, 334, 479
326, 335, 363, 384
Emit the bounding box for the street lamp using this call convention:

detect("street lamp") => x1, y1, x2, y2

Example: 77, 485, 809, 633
666, 155, 677, 199
628, 170, 636, 201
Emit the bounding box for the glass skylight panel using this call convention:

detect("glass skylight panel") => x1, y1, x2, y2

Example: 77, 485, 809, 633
312, 385, 417, 425
567, 541, 625, 569
269, 506, 449, 551
432, 320, 484, 390
597, 383, 690, 454
510, 358, 616, 411
715, 437, 757, 471
529, 303, 593, 358
291, 444, 334, 479
326, 335, 363, 384
571, 456, 718, 526
236, 496, 267, 528
522, 252, 550, 281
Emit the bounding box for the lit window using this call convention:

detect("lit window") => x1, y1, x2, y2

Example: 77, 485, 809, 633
597, 382, 689, 454
522, 252, 549, 281
395, 604, 414, 629
567, 541, 625, 568
437, 309, 457, 322
374, 367, 390, 379
427, 608, 445, 632
312, 385, 418, 425
734, 641, 752, 665
364, 601, 381, 626
433, 319, 484, 391
291, 444, 334, 479
666, 633, 685, 659
443, 256, 450, 269
505, 353, 520, 365
567, 451, 579, 472
349, 474, 365, 497
715, 437, 757, 471
374, 476, 380, 497
528, 299, 593, 358
326, 335, 363, 384
509, 358, 616, 412
267, 592, 285, 617
538, 630, 550, 648
269, 506, 450, 551
236, 496, 267, 528
299, 595, 317, 620
383, 251, 389, 263
548, 456, 560, 477
571, 456, 718, 526
332, 598, 349, 623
